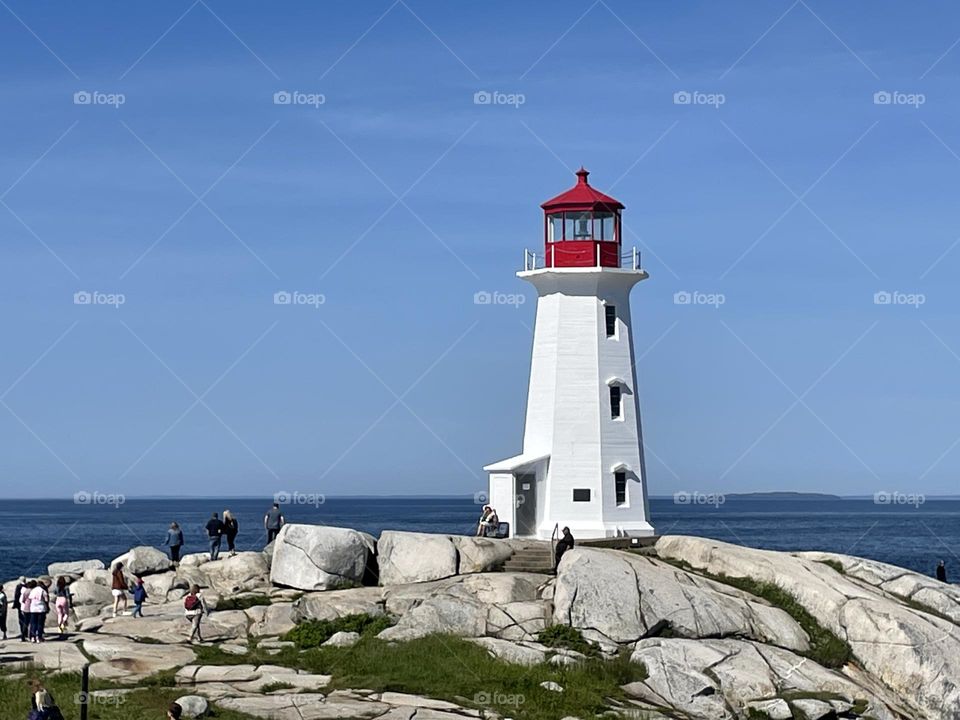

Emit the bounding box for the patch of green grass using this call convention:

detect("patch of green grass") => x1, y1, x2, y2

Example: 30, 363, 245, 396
214, 594, 272, 611
259, 681, 295, 693
284, 613, 393, 649
296, 634, 647, 720
658, 557, 852, 669
714, 574, 851, 669
537, 624, 599, 657
817, 559, 846, 575
0, 673, 260, 720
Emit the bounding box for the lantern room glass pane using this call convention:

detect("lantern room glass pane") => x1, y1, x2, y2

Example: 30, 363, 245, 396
596, 212, 616, 241
548, 214, 563, 241
570, 211, 592, 240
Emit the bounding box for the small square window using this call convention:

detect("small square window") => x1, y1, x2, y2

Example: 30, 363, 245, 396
605, 305, 617, 337
615, 472, 627, 506
610, 386, 622, 419
573, 488, 591, 502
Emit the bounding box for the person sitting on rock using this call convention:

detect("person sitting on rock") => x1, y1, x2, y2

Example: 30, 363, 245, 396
937, 560, 947, 582
184, 584, 208, 643
476, 505, 498, 536
167, 701, 183, 720
111, 562, 128, 618
132, 578, 148, 618
554, 526, 575, 571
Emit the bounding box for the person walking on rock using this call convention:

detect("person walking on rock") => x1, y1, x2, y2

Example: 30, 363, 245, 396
183, 584, 208, 643
937, 560, 947, 582
223, 509, 239, 556
264, 503, 284, 544
17, 578, 31, 642
164, 521, 184, 565
0, 585, 7, 640
132, 578, 147, 618
53, 577, 72, 634
27, 580, 48, 643
205, 512, 224, 561
111, 562, 128, 617
13, 576, 28, 641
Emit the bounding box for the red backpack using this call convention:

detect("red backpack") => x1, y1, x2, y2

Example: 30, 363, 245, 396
184, 594, 201, 611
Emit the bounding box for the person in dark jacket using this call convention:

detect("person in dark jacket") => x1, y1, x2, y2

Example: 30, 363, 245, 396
264, 503, 284, 544
164, 522, 184, 564
937, 560, 947, 582
223, 510, 239, 556
13, 576, 27, 641
132, 578, 148, 617
0, 585, 7, 640
205, 513, 224, 561
554, 526, 575, 571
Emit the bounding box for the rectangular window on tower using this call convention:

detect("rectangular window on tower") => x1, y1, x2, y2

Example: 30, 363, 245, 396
610, 386, 622, 419
573, 488, 591, 502
615, 472, 627, 506
605, 305, 617, 337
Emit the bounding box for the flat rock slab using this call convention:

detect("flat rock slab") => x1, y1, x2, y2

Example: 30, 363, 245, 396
84, 636, 195, 683
0, 638, 88, 673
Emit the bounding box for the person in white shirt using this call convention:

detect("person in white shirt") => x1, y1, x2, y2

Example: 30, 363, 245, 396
27, 580, 49, 643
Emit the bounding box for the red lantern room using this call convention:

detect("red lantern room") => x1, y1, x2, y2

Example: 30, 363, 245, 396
541, 168, 624, 268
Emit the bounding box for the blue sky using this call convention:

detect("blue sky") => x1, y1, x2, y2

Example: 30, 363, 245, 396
2, 1, 960, 499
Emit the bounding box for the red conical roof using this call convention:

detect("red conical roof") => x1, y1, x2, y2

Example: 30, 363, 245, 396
541, 168, 624, 212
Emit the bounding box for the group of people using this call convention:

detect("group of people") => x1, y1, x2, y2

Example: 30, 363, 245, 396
160, 504, 286, 564
1, 576, 75, 643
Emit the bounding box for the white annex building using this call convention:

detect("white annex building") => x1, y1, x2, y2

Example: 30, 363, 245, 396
485, 169, 655, 540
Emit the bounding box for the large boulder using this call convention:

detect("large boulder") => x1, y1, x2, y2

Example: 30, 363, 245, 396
657, 535, 960, 719
269, 525, 374, 591
292, 586, 386, 623
67, 579, 114, 608
110, 546, 173, 576
553, 548, 808, 650
202, 552, 271, 593
48, 559, 105, 577
628, 637, 906, 720
450, 536, 513, 574
377, 531, 457, 585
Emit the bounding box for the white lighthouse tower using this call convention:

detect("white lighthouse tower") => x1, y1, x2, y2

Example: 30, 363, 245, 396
484, 169, 654, 540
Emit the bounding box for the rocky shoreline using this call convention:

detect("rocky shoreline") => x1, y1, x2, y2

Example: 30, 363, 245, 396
2, 526, 958, 719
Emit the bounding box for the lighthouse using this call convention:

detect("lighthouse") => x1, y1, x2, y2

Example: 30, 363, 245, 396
484, 169, 654, 540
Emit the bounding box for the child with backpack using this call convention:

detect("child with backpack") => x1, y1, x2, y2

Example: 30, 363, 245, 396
132, 578, 148, 618
183, 584, 207, 643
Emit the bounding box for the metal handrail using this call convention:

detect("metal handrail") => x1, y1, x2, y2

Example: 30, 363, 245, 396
523, 247, 642, 271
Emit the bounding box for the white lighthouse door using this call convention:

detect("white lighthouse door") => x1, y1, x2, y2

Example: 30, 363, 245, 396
514, 473, 537, 536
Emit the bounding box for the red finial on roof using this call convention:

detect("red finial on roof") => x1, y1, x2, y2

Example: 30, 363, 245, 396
541, 168, 624, 212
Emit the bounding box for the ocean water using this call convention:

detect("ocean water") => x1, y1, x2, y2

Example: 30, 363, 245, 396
0, 496, 957, 583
